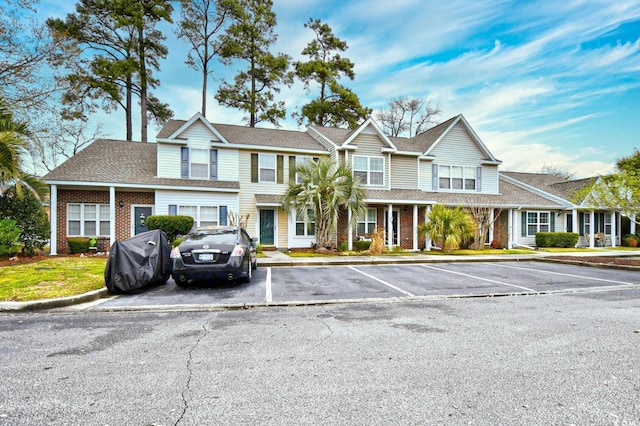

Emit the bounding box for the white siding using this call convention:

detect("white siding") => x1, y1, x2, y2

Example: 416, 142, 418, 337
350, 134, 388, 188
157, 143, 180, 178
155, 190, 239, 225
482, 165, 499, 194
178, 120, 222, 143
419, 159, 432, 191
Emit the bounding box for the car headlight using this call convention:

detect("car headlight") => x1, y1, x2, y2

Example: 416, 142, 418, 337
170, 247, 181, 259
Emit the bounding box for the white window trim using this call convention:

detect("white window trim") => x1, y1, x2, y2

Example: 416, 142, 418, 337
438, 165, 477, 191
353, 155, 385, 186
177, 205, 220, 227
294, 209, 315, 237
357, 208, 377, 236
67, 203, 110, 237
526, 211, 551, 237
259, 153, 277, 183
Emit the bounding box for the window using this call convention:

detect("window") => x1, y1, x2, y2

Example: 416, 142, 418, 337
438, 165, 477, 190
177, 205, 226, 227
357, 208, 377, 236
295, 156, 313, 184
526, 211, 550, 236
180, 147, 218, 179
353, 156, 384, 186
295, 209, 315, 236
67, 203, 110, 236
259, 154, 276, 182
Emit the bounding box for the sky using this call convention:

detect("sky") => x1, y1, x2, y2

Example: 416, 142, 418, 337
38, 0, 640, 179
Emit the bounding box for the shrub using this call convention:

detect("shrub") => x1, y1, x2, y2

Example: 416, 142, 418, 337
145, 215, 194, 244
622, 234, 639, 247
68, 237, 90, 254
535, 232, 579, 248
353, 239, 371, 252
0, 219, 22, 256
0, 188, 50, 255
338, 241, 348, 252
369, 228, 385, 255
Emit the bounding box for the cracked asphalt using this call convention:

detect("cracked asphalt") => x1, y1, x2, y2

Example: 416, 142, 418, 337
2, 287, 640, 425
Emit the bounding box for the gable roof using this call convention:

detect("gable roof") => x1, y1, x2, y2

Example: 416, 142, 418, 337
500, 171, 595, 203
44, 139, 239, 190
157, 119, 328, 152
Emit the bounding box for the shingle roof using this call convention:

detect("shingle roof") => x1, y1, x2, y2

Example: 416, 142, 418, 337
501, 171, 594, 201
364, 175, 566, 208
158, 119, 328, 151
44, 139, 239, 190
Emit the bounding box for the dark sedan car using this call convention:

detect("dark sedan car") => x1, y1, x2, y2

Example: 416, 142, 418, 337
170, 226, 258, 286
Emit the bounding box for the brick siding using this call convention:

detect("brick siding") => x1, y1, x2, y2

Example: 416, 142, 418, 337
56, 189, 154, 254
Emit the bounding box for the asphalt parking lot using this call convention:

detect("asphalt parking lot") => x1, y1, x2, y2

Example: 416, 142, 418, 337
94, 260, 640, 311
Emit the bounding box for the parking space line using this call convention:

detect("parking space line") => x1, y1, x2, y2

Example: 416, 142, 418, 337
265, 267, 272, 303
490, 263, 640, 286
347, 266, 415, 297
419, 264, 536, 292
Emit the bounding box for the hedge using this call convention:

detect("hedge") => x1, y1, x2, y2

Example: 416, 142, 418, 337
68, 237, 91, 254
535, 232, 579, 248
145, 215, 194, 244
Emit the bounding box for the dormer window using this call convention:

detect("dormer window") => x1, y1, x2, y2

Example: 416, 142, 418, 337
181, 147, 218, 180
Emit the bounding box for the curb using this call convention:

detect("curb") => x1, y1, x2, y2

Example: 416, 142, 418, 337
0, 288, 110, 312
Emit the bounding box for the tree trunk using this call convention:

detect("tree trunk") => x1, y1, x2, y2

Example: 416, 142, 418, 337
138, 26, 148, 143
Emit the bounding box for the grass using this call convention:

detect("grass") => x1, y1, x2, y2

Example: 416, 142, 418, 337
0, 257, 107, 302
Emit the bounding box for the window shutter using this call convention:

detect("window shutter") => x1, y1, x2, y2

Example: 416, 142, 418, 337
289, 156, 296, 182
550, 212, 555, 232
521, 212, 527, 237
219, 206, 227, 226
168, 205, 177, 216
210, 149, 218, 180
432, 164, 438, 190
181, 147, 189, 178
579, 212, 584, 236
476, 167, 482, 192
566, 213, 573, 233
277, 155, 284, 184
251, 153, 258, 182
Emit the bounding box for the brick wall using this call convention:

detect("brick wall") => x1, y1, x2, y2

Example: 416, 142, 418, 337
56, 189, 154, 254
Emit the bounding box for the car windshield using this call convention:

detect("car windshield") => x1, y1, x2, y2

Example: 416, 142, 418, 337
188, 230, 237, 245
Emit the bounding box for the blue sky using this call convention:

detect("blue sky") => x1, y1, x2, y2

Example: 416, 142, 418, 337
40, 0, 640, 178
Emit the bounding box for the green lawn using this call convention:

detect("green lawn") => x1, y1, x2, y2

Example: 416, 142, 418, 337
0, 257, 107, 302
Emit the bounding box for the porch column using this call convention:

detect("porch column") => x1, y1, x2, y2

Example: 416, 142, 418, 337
572, 209, 578, 233
610, 212, 616, 248
387, 204, 393, 249
507, 208, 514, 249
488, 208, 495, 245
424, 205, 431, 251
110, 186, 116, 247
347, 208, 353, 251
49, 185, 57, 255
589, 210, 595, 248
631, 214, 636, 234
412, 205, 418, 251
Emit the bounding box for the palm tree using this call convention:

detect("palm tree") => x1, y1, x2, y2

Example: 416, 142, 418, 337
283, 158, 366, 249
419, 205, 475, 252
0, 98, 47, 199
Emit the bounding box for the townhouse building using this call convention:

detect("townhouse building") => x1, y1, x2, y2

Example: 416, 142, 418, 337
44, 113, 634, 255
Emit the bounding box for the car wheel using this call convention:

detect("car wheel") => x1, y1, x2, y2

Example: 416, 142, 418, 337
251, 256, 257, 270
241, 257, 252, 283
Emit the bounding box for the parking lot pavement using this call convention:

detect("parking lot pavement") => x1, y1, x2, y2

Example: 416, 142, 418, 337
89, 261, 640, 311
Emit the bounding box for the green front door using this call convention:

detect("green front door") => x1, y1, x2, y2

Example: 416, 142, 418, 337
259, 209, 275, 245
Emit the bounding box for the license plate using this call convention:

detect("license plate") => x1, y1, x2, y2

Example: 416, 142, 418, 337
199, 253, 214, 261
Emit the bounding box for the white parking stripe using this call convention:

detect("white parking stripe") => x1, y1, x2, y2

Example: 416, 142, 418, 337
347, 266, 415, 297
420, 264, 536, 292
490, 262, 639, 286
265, 267, 272, 303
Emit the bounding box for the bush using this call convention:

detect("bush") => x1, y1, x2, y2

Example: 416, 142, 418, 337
535, 232, 579, 248
0, 188, 50, 255
68, 237, 90, 254
338, 241, 348, 252
353, 239, 371, 252
622, 234, 639, 247
145, 215, 194, 244
0, 219, 22, 256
